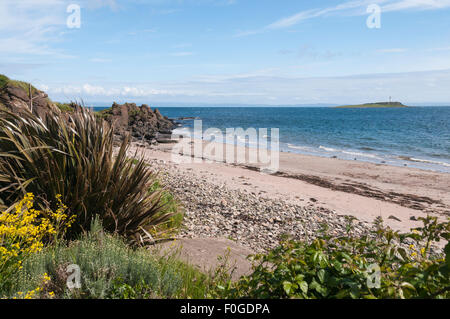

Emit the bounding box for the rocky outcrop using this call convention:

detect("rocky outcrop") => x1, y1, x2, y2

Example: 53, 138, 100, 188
0, 83, 55, 118
99, 102, 176, 144
0, 75, 175, 145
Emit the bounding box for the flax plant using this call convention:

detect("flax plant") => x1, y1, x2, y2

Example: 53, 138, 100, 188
0, 107, 176, 242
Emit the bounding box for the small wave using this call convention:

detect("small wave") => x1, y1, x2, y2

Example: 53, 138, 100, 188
319, 146, 381, 159
319, 145, 338, 152
397, 156, 450, 167
172, 128, 192, 137
287, 144, 313, 151
341, 150, 380, 159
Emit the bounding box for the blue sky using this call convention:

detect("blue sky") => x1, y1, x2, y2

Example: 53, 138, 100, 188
1, 0, 450, 105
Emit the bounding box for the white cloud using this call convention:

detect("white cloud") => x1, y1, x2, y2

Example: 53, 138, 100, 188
0, 0, 121, 58
236, 0, 450, 37
382, 0, 450, 12
42, 69, 450, 104
0, 0, 68, 56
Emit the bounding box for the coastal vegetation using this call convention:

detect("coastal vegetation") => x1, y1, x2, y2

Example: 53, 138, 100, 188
214, 216, 449, 299
1, 217, 211, 299
0, 75, 449, 299
336, 102, 408, 108
0, 107, 177, 242
54, 102, 75, 112
0, 74, 40, 98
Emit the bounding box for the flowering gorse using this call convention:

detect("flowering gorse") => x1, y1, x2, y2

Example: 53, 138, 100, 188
0, 193, 74, 284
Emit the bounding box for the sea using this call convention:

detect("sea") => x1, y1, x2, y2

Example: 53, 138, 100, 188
93, 106, 450, 173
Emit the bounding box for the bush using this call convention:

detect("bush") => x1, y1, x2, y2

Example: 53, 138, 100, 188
215, 216, 450, 299
0, 107, 177, 241
0, 193, 73, 292
1, 218, 210, 299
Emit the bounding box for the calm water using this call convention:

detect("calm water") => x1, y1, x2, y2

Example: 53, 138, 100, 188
94, 106, 450, 173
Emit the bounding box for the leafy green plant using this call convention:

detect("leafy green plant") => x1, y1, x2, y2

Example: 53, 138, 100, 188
0, 107, 176, 241
215, 216, 449, 299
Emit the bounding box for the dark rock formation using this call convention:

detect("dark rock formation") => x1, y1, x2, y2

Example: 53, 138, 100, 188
0, 75, 176, 145
0, 83, 55, 118
98, 102, 176, 144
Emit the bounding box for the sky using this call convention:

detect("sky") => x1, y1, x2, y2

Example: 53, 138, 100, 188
1, 0, 450, 106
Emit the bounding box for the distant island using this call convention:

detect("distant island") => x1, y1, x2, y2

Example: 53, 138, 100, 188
335, 102, 408, 108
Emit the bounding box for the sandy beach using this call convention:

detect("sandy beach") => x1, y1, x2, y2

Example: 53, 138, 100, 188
127, 137, 449, 252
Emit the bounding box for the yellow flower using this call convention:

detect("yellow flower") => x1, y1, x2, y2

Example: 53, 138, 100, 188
0, 193, 75, 276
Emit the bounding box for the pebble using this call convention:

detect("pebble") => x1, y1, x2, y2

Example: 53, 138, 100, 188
128, 145, 444, 255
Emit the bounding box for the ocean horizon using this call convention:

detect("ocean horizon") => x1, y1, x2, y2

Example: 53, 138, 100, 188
93, 106, 450, 173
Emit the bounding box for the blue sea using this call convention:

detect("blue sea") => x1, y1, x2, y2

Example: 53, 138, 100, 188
94, 106, 450, 173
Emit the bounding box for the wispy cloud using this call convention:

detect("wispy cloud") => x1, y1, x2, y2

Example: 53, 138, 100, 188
0, 0, 67, 56
0, 0, 123, 58
235, 0, 450, 37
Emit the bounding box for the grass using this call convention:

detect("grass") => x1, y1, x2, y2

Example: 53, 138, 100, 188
0, 74, 40, 98
147, 180, 184, 239
0, 74, 9, 88
54, 102, 74, 112
1, 218, 212, 299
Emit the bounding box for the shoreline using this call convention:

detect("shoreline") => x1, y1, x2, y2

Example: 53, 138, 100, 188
126, 137, 449, 252
171, 120, 450, 174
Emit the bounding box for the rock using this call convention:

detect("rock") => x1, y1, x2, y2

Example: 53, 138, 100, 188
129, 144, 377, 253
0, 80, 56, 118
100, 102, 175, 143
388, 215, 401, 222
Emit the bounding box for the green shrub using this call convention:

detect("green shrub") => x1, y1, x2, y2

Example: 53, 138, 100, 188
1, 218, 210, 299
146, 181, 184, 240
0, 74, 9, 89
54, 102, 74, 112
0, 107, 177, 241
215, 216, 450, 299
